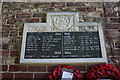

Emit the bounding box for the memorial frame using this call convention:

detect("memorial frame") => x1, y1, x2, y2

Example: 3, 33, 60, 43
20, 22, 107, 64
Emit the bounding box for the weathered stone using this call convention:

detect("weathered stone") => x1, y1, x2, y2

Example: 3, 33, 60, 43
22, 9, 29, 13
2, 38, 11, 43
96, 7, 104, 12
79, 17, 84, 22
79, 12, 85, 17
30, 8, 37, 13
83, 3, 102, 7
61, 7, 70, 11
6, 57, 15, 65
87, 12, 101, 17
9, 44, 20, 51
54, 8, 62, 11
37, 8, 42, 12
46, 8, 55, 12
114, 7, 118, 11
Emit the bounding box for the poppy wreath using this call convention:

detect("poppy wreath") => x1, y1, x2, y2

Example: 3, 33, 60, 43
86, 64, 120, 80
47, 65, 83, 80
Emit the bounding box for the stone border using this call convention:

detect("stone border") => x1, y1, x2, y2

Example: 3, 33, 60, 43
20, 22, 107, 64
2, 0, 120, 2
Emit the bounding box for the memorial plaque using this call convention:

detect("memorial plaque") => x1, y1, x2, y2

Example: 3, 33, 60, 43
25, 32, 101, 59
20, 12, 107, 64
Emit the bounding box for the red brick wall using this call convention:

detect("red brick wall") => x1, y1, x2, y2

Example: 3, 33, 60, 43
1, 2, 120, 79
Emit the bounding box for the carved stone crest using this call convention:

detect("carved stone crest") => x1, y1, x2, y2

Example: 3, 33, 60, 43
51, 15, 74, 31
47, 12, 79, 32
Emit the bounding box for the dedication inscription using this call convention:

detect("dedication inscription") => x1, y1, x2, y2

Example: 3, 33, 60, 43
25, 32, 101, 59
20, 12, 107, 64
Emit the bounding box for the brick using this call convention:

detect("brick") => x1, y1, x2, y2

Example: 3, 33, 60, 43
105, 24, 119, 29
34, 3, 49, 7
105, 29, 119, 35
15, 58, 19, 64
86, 64, 97, 70
2, 51, 9, 57
47, 66, 55, 72
28, 66, 46, 72
34, 73, 49, 79
9, 65, 27, 72
7, 19, 15, 24
118, 11, 120, 17
2, 38, 11, 43
10, 32, 18, 37
73, 65, 86, 71
77, 8, 86, 12
107, 49, 120, 56
111, 56, 120, 63
86, 7, 96, 12
10, 51, 19, 57
12, 37, 21, 43
16, 14, 32, 19
115, 2, 120, 7
15, 73, 33, 79
41, 18, 46, 23
9, 44, 20, 51
2, 73, 13, 79
25, 18, 40, 23
67, 2, 83, 7
1, 57, 6, 65
50, 2, 66, 7
106, 12, 118, 17
15, 19, 22, 25
2, 25, 12, 30
114, 42, 120, 48
103, 29, 107, 35
109, 18, 119, 23
2, 65, 8, 71
2, 44, 9, 50
104, 3, 117, 8
33, 13, 46, 17
21, 3, 33, 8
105, 8, 114, 12
46, 8, 55, 12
